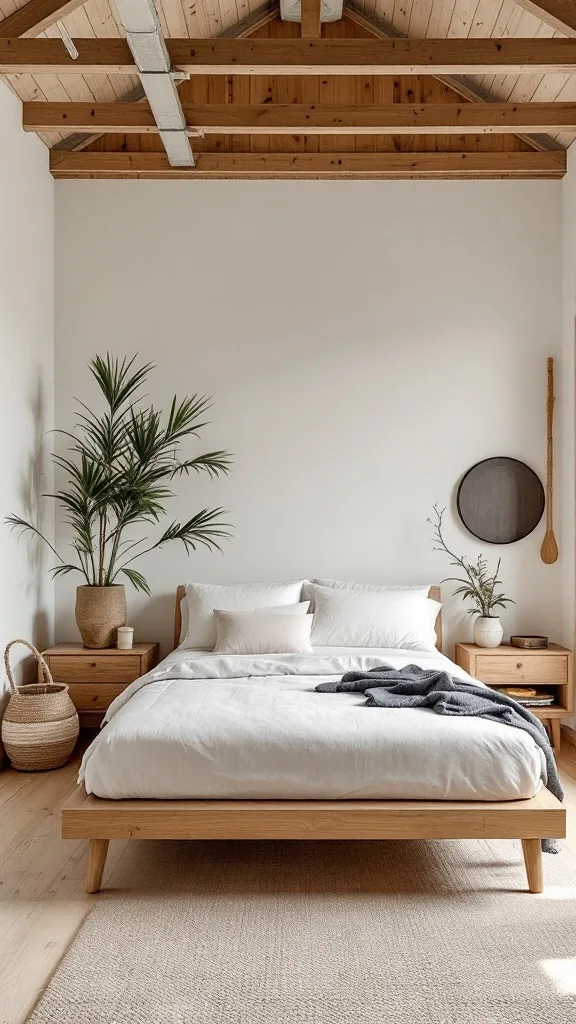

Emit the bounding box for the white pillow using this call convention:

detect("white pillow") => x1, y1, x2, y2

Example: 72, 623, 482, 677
303, 579, 431, 611
217, 601, 310, 616
181, 581, 306, 649
308, 584, 441, 651
213, 611, 314, 655
310, 579, 431, 596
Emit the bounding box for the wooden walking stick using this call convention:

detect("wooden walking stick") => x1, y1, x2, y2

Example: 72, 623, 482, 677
540, 356, 559, 564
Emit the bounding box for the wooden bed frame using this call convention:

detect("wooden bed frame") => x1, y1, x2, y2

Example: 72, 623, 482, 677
62, 585, 565, 895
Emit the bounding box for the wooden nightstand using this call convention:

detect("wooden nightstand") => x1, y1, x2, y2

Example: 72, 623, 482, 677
40, 642, 159, 727
455, 642, 574, 754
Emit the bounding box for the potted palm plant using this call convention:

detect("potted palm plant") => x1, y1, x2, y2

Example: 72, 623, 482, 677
429, 505, 514, 647
6, 354, 232, 648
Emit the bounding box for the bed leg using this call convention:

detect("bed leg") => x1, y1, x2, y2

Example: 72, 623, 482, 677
86, 839, 110, 894
521, 838, 543, 894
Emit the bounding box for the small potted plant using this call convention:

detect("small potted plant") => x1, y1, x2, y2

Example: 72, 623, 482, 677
428, 505, 514, 648
6, 354, 232, 649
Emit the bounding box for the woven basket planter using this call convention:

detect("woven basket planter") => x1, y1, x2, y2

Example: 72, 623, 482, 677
2, 640, 79, 772
75, 584, 127, 649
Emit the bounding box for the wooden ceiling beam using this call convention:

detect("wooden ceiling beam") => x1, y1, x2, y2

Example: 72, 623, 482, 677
49, 151, 566, 179
26, 101, 576, 134
0, 0, 87, 38
508, 0, 576, 36
5, 38, 576, 75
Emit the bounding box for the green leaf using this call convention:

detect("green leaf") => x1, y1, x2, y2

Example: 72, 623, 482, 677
155, 507, 232, 554
89, 353, 154, 415
118, 567, 151, 595
5, 515, 67, 565
51, 563, 83, 579
165, 394, 213, 443
172, 451, 233, 479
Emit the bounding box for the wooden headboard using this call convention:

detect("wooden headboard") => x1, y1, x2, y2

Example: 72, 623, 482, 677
429, 585, 442, 651
174, 585, 186, 650
174, 584, 443, 652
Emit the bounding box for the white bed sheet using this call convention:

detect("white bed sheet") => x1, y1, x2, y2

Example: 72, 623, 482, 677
79, 646, 545, 801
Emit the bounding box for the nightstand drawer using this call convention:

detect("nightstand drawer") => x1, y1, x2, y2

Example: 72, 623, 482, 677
475, 655, 567, 685
48, 655, 142, 683
67, 683, 128, 710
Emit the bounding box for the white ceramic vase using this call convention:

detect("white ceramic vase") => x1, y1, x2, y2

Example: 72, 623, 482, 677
473, 615, 503, 648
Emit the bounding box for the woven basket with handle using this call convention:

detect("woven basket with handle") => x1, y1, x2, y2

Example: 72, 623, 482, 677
1, 640, 79, 771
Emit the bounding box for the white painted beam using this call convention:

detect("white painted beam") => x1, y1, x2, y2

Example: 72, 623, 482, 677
113, 0, 194, 167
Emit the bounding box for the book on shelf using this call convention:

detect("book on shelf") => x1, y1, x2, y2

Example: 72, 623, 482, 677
496, 687, 555, 707
515, 698, 554, 707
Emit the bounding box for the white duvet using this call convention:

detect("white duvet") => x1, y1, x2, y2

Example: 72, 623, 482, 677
79, 647, 545, 801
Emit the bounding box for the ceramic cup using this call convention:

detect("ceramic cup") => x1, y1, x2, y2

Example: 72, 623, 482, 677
117, 626, 135, 650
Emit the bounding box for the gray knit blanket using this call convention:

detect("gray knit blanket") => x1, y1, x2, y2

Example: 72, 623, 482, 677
316, 663, 562, 853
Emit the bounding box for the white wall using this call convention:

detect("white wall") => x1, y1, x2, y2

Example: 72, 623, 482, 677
0, 82, 55, 691
55, 180, 568, 658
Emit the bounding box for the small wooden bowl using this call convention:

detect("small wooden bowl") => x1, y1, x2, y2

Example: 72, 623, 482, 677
510, 635, 548, 649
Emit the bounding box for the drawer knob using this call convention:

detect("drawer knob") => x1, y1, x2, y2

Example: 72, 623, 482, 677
516, 662, 523, 669
90, 662, 96, 668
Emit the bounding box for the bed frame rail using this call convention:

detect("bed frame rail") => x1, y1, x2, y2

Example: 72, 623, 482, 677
62, 787, 565, 895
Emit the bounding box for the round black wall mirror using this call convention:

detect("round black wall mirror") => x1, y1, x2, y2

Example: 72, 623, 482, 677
457, 457, 544, 544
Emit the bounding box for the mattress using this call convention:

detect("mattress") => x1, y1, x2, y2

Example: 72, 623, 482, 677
79, 647, 545, 801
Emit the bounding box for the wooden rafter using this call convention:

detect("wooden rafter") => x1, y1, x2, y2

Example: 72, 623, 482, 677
49, 151, 566, 178
26, 101, 576, 134
0, 0, 86, 38
4, 38, 576, 75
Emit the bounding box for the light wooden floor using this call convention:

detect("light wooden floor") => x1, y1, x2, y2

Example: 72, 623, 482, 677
1, 736, 576, 1024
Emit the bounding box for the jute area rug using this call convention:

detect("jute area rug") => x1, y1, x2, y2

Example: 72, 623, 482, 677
29, 838, 576, 1024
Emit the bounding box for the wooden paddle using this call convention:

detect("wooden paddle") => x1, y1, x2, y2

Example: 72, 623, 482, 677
540, 356, 559, 564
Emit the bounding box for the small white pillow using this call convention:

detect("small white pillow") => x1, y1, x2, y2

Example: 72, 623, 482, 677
308, 584, 440, 651
213, 611, 314, 655
181, 580, 306, 649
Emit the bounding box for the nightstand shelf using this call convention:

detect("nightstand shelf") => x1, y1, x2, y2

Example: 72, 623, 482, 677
455, 642, 574, 753
41, 642, 159, 727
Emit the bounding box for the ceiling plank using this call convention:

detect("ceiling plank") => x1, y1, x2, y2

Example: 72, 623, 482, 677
0, 0, 88, 38
508, 0, 576, 36
5, 37, 576, 75
49, 150, 566, 178
343, 3, 558, 153
301, 0, 322, 38
217, 0, 280, 37
26, 100, 576, 133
